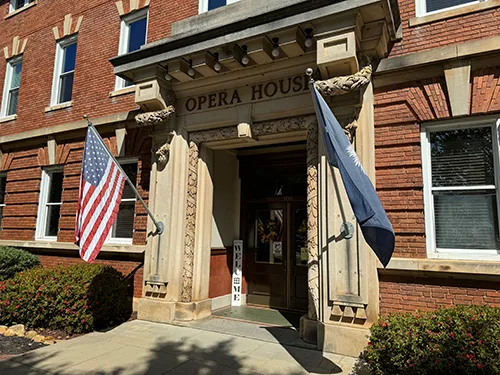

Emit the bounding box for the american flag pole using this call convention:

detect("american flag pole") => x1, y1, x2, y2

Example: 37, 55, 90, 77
83, 115, 164, 237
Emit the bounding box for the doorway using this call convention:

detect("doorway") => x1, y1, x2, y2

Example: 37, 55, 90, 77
240, 147, 308, 311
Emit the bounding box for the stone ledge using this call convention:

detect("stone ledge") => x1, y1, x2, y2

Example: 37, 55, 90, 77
0, 114, 17, 123
376, 34, 500, 74
109, 86, 136, 98
0, 111, 136, 146
0, 239, 145, 254
381, 257, 500, 276
4, 1, 37, 19
45, 101, 73, 113
409, 0, 500, 27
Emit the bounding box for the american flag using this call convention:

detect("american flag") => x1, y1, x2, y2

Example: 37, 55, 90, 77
75, 126, 126, 262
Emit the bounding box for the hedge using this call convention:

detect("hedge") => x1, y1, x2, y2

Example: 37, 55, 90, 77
0, 264, 131, 334
0, 246, 40, 281
365, 305, 500, 375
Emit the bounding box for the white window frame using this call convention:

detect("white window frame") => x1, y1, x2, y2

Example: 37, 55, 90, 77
198, 0, 239, 14
0, 173, 7, 230
0, 56, 22, 118
50, 35, 77, 106
9, 0, 33, 13
36, 167, 64, 241
106, 158, 137, 244
415, 0, 481, 17
421, 117, 500, 261
115, 9, 148, 90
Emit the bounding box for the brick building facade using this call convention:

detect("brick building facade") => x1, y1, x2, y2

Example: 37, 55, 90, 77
1, 0, 499, 356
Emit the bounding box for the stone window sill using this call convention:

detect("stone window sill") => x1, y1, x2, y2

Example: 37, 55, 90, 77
0, 239, 145, 254
409, 0, 500, 27
109, 85, 135, 98
45, 101, 73, 113
381, 257, 500, 276
4, 1, 37, 19
0, 114, 17, 123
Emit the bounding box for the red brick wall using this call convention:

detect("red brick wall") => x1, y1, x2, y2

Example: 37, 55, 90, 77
390, 0, 500, 58
0, 0, 197, 138
0, 128, 151, 245
38, 253, 144, 298
380, 274, 500, 314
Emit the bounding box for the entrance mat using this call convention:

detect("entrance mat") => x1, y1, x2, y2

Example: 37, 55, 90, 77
213, 306, 303, 328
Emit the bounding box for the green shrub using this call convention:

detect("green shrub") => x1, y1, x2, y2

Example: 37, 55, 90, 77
0, 264, 131, 334
0, 246, 40, 281
365, 305, 500, 375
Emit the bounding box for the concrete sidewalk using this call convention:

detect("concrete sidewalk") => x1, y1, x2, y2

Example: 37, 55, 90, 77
0, 320, 369, 375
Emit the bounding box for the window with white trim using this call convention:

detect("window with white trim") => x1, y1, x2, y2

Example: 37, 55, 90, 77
36, 168, 64, 240
1, 57, 22, 117
199, 0, 239, 13
9, 0, 35, 13
0, 174, 7, 230
115, 9, 148, 90
50, 36, 77, 106
108, 160, 137, 243
416, 0, 479, 16
422, 119, 500, 260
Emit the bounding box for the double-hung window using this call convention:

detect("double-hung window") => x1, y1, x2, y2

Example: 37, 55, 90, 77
0, 174, 6, 230
1, 57, 22, 117
9, 0, 35, 13
36, 168, 64, 240
422, 118, 500, 260
108, 161, 137, 243
51, 36, 77, 106
199, 0, 239, 13
416, 0, 479, 16
116, 9, 148, 90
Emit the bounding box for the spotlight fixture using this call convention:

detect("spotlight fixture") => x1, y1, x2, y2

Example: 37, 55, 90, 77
213, 52, 222, 72
241, 45, 249, 66
271, 37, 280, 58
164, 66, 172, 81
304, 28, 314, 48
187, 60, 195, 77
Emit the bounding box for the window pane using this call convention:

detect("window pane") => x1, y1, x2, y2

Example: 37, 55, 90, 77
63, 43, 77, 73
128, 18, 147, 53
434, 190, 499, 250
45, 205, 61, 237
59, 73, 74, 103
113, 202, 135, 238
7, 89, 19, 116
14, 0, 24, 10
208, 0, 226, 10
255, 209, 284, 264
10, 62, 22, 89
0, 177, 6, 205
48, 172, 63, 203
121, 163, 138, 200
430, 127, 494, 187
426, 0, 475, 12
294, 208, 308, 266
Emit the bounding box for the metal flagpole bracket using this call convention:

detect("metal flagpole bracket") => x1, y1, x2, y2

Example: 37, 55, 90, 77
340, 222, 354, 240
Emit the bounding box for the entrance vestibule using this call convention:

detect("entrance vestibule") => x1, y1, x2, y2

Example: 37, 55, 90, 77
239, 147, 309, 312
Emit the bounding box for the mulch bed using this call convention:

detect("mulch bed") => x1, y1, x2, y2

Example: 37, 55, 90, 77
0, 335, 46, 356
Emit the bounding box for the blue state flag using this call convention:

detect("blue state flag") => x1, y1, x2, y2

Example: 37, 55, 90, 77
312, 86, 394, 267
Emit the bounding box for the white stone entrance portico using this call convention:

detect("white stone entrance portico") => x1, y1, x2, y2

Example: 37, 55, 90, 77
110, 0, 400, 357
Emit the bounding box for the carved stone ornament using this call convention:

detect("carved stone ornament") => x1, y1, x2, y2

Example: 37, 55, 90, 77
154, 134, 174, 166
135, 105, 176, 127
314, 65, 372, 97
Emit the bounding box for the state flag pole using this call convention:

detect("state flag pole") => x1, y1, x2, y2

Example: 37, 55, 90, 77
83, 115, 165, 282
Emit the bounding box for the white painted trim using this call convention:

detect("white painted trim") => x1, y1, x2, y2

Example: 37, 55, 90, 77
421, 117, 500, 261
383, 257, 500, 275
199, 0, 239, 13
36, 167, 64, 241
0, 239, 145, 253
115, 8, 148, 90
9, 0, 32, 13
50, 35, 77, 107
0, 56, 22, 118
415, 0, 480, 17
